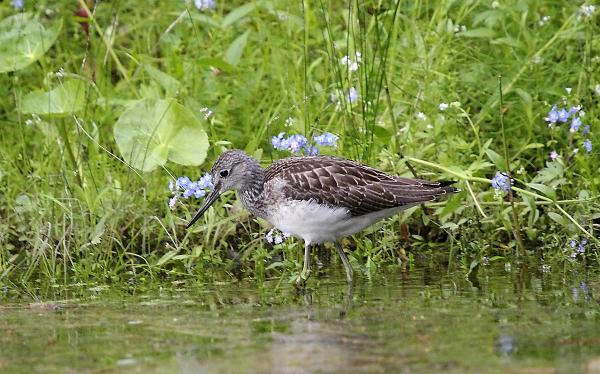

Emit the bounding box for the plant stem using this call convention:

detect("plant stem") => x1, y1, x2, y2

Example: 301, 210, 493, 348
383, 72, 419, 178
405, 156, 598, 242
498, 76, 526, 256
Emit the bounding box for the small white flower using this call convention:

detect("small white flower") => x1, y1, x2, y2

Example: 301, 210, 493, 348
25, 114, 42, 126
439, 103, 449, 111
541, 264, 551, 273
416, 112, 427, 121
453, 24, 467, 33
347, 87, 358, 103
168, 196, 177, 209
578, 4, 596, 20
595, 84, 600, 96
565, 87, 572, 94
55, 68, 65, 79
532, 55, 543, 64
340, 54, 360, 71
199, 107, 213, 120
265, 229, 274, 244
491, 1, 500, 9
573, 148, 580, 154
538, 15, 550, 26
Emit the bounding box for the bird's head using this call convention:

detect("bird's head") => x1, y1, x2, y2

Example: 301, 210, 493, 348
186, 150, 259, 229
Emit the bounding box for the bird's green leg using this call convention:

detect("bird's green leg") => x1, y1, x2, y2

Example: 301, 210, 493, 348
335, 242, 354, 283
296, 243, 311, 286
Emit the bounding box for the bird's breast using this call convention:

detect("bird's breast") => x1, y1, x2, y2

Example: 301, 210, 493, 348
266, 199, 351, 244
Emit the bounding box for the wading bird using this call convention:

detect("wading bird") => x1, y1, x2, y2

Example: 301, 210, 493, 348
186, 150, 457, 285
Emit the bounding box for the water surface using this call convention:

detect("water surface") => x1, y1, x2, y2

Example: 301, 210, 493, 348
2, 262, 600, 373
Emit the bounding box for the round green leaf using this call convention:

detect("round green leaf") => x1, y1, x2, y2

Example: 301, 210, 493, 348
113, 98, 209, 172
0, 13, 62, 73
20, 79, 88, 115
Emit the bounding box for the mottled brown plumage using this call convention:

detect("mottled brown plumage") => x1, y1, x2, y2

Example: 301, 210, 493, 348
265, 156, 456, 216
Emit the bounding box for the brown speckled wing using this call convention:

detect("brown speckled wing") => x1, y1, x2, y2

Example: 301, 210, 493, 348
264, 156, 457, 216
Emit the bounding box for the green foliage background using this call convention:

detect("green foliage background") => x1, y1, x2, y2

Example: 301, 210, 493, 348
0, 0, 598, 286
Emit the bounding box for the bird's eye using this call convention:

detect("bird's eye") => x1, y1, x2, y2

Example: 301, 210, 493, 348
220, 169, 229, 178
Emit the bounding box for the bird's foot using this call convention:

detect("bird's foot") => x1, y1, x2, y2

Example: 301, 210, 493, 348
294, 268, 311, 288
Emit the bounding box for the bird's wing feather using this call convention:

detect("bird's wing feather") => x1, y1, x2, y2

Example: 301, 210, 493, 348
265, 156, 455, 216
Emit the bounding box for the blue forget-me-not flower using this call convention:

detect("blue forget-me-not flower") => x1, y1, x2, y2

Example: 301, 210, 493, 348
169, 173, 213, 208
545, 105, 559, 124
194, 0, 216, 11
347, 87, 358, 103
557, 108, 570, 123
491, 172, 511, 195
272, 132, 338, 155
11, 0, 24, 9
313, 132, 338, 147
570, 117, 582, 133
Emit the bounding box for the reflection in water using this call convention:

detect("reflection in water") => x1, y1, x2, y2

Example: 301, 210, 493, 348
496, 329, 516, 357
1, 263, 600, 373
269, 318, 359, 373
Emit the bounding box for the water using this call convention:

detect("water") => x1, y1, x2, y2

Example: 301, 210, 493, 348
2, 261, 600, 373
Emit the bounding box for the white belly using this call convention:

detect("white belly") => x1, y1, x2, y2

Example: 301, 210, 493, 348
266, 200, 407, 244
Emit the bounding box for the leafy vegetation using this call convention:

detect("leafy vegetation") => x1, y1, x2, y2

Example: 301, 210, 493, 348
0, 0, 598, 287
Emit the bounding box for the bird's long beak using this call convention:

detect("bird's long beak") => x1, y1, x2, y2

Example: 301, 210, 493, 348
185, 188, 221, 229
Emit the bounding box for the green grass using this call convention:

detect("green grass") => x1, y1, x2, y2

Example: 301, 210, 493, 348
0, 0, 598, 288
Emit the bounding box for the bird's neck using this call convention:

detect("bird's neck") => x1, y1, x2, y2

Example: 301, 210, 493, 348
238, 160, 266, 217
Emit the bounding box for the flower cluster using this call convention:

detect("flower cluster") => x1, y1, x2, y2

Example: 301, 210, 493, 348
544, 98, 592, 159
168, 173, 213, 208
453, 24, 467, 33
265, 228, 291, 245
347, 87, 358, 103
272, 132, 338, 155
194, 0, 216, 11
199, 107, 213, 120
313, 132, 338, 147
438, 101, 461, 111
11, 0, 23, 9
578, 4, 596, 20
572, 281, 589, 302
567, 238, 587, 259
331, 87, 359, 106
491, 171, 511, 195
340, 52, 362, 72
